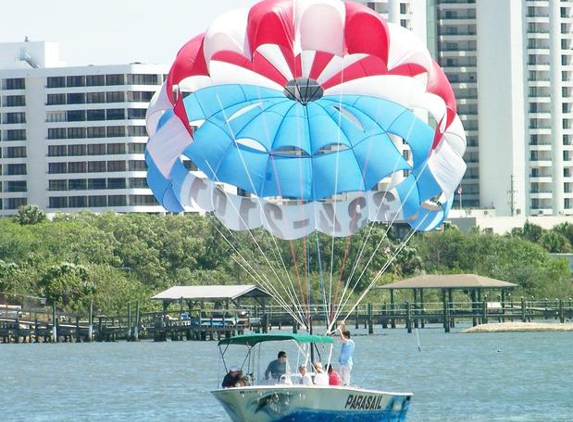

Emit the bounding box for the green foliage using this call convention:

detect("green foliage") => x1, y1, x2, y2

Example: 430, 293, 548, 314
0, 213, 572, 315
16, 205, 46, 225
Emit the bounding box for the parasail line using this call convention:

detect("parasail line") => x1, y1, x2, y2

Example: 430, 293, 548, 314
213, 91, 308, 323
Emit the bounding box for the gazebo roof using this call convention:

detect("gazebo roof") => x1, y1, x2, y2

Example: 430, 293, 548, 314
151, 284, 271, 302
381, 274, 518, 290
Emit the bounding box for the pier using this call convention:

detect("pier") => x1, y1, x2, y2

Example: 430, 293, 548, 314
1, 298, 572, 344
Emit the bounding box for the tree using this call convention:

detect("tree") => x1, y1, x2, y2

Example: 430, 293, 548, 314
39, 263, 95, 312
16, 205, 46, 225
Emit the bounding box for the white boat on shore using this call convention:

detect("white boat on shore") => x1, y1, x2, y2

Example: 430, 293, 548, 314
211, 333, 412, 422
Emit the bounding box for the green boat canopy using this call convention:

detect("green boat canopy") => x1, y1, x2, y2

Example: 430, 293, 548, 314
218, 333, 334, 347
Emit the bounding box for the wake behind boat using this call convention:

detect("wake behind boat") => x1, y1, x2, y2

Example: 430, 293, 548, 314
211, 333, 412, 422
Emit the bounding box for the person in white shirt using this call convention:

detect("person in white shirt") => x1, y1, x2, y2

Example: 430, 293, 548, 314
312, 362, 329, 386
298, 365, 313, 385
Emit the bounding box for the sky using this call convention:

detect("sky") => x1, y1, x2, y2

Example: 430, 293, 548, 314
1, 0, 261, 66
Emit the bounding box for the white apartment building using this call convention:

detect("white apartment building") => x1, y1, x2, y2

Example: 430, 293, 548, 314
362, 0, 573, 219
0, 41, 168, 215
477, 0, 573, 217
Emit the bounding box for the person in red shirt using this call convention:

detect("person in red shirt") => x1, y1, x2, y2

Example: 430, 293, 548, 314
325, 364, 341, 386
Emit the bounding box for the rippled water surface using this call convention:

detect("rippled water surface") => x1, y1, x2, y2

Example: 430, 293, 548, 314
1, 326, 571, 421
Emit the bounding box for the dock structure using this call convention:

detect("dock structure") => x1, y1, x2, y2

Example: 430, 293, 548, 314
1, 297, 573, 344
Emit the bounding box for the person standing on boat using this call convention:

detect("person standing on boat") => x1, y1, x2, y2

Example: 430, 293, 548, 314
264, 351, 288, 381
337, 323, 355, 386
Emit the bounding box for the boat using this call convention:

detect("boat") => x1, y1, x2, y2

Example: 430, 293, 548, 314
211, 333, 412, 422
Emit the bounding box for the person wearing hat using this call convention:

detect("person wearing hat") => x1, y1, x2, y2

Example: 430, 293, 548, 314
222, 366, 242, 388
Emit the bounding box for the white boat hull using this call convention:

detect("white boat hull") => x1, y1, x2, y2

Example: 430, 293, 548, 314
211, 385, 411, 422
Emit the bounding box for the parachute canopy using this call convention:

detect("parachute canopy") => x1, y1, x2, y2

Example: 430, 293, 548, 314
146, 0, 466, 239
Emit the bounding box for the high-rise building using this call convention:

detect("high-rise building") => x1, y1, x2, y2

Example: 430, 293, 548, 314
477, 0, 573, 217
0, 41, 168, 215
361, 0, 573, 217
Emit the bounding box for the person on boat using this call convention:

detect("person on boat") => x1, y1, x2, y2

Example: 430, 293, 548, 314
312, 362, 329, 386
221, 366, 242, 388
297, 365, 313, 385
264, 351, 288, 381
337, 323, 355, 386
325, 364, 341, 386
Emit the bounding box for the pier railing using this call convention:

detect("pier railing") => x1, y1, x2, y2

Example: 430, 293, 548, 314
1, 298, 572, 343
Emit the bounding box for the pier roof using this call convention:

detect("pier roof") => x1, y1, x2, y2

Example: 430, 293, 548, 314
151, 284, 271, 302
381, 274, 518, 290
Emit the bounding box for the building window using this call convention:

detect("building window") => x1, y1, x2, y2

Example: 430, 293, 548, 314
106, 108, 125, 120
107, 160, 126, 172
67, 110, 86, 122
6, 163, 27, 175
3, 78, 25, 90
127, 91, 154, 102
49, 163, 67, 174
69, 196, 87, 208
4, 146, 27, 158
88, 178, 106, 189
87, 127, 106, 138
67, 127, 87, 139
48, 128, 67, 140
106, 92, 125, 103
67, 93, 86, 104
68, 162, 86, 173
46, 111, 66, 123
3, 129, 26, 141
69, 179, 87, 190
49, 197, 68, 208
7, 198, 27, 209
88, 144, 106, 156
88, 161, 107, 173
129, 195, 158, 206
48, 145, 67, 156
87, 109, 106, 121
127, 74, 159, 85
128, 143, 146, 154
66, 76, 85, 87
108, 195, 127, 206
86, 75, 105, 86
47, 93, 66, 105
89, 195, 107, 207
107, 126, 126, 137
107, 178, 126, 189
128, 126, 147, 137
128, 108, 147, 119
68, 144, 86, 156
3, 95, 26, 107
86, 92, 106, 104
129, 177, 148, 188
49, 180, 68, 191
129, 160, 147, 171
6, 181, 27, 192
106, 74, 125, 86
3, 112, 26, 124
47, 77, 66, 88
107, 143, 126, 154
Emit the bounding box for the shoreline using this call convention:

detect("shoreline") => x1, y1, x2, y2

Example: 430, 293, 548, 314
463, 321, 573, 333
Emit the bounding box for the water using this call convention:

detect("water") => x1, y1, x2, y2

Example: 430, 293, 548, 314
1, 326, 572, 422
